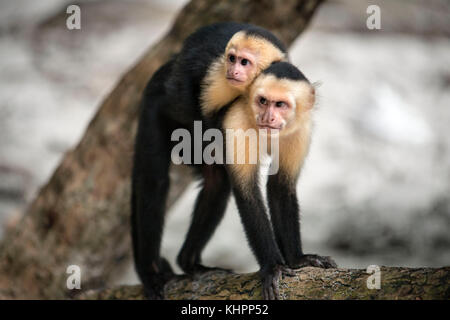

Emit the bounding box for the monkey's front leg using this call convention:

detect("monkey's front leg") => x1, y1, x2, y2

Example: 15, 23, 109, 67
232, 181, 285, 300
292, 254, 337, 268
267, 173, 337, 269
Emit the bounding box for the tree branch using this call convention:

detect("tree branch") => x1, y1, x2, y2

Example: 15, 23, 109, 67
82, 267, 450, 300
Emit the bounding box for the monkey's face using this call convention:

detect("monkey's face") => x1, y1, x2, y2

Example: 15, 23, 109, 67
250, 75, 315, 135
225, 47, 257, 88
224, 32, 285, 91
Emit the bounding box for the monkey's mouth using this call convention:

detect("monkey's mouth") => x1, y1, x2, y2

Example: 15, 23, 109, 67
226, 77, 245, 85
257, 124, 281, 131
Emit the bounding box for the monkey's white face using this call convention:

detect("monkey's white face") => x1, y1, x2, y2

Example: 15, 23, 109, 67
225, 48, 257, 88
254, 96, 292, 132
250, 74, 315, 136
251, 79, 295, 133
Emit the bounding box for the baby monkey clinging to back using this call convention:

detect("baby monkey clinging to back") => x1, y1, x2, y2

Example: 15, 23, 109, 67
165, 22, 288, 123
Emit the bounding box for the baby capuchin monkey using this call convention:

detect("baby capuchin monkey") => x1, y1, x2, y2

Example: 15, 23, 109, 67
164, 22, 287, 124
199, 27, 287, 116
220, 62, 337, 299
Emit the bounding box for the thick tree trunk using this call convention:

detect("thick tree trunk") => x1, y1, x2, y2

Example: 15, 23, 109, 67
0, 0, 325, 299
82, 267, 450, 300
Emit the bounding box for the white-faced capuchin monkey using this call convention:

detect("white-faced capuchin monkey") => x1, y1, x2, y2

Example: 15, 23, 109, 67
163, 22, 288, 125
131, 23, 335, 300
219, 61, 337, 299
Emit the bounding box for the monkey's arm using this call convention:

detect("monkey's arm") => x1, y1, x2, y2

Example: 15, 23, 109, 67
267, 132, 336, 269
229, 169, 285, 300
267, 172, 336, 269
267, 172, 303, 266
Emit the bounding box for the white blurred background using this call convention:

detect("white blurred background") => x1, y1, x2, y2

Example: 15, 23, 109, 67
0, 0, 449, 285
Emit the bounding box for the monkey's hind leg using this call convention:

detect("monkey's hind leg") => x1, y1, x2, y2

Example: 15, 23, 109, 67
132, 148, 175, 299
177, 165, 233, 275
131, 99, 176, 299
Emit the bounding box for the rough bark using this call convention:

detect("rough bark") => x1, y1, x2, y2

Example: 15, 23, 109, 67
0, 0, 325, 299
81, 267, 450, 300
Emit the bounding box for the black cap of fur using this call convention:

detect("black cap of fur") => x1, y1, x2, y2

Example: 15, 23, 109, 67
263, 62, 309, 82
244, 26, 287, 53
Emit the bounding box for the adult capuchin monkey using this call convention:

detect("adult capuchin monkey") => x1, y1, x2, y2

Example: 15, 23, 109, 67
219, 62, 337, 299
132, 22, 335, 300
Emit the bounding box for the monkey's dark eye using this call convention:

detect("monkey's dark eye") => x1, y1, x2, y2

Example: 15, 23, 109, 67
229, 55, 236, 63
241, 59, 248, 66
259, 97, 267, 105
275, 101, 285, 108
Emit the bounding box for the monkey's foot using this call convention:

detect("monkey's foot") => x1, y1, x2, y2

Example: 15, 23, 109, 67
292, 254, 337, 269
142, 258, 175, 300
142, 273, 174, 300
185, 264, 233, 275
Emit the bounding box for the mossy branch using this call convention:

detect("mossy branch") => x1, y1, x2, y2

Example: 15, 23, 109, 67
82, 266, 450, 300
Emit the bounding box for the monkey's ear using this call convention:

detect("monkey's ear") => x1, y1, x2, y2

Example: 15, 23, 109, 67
305, 85, 315, 109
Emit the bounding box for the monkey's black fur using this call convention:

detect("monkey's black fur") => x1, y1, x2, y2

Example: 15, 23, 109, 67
131, 23, 332, 300
263, 61, 308, 82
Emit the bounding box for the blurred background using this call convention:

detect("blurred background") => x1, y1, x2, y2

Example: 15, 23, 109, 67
0, 0, 449, 285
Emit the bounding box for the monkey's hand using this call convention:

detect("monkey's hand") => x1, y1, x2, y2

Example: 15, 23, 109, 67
260, 255, 337, 299
142, 258, 175, 300
291, 254, 337, 269
260, 265, 294, 300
